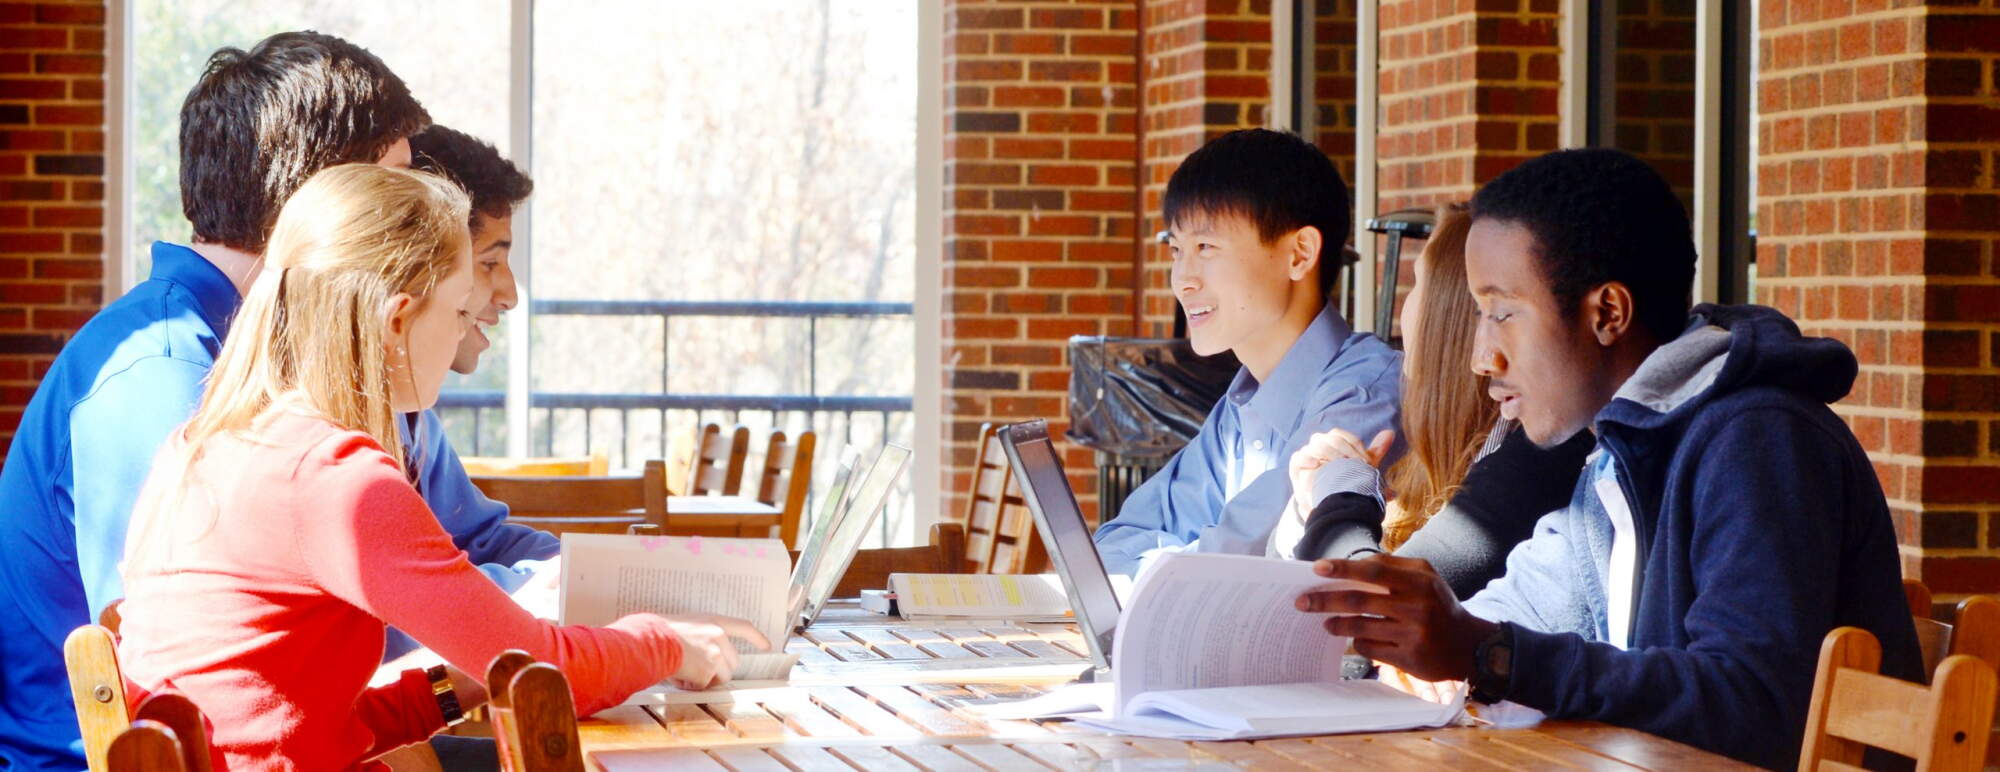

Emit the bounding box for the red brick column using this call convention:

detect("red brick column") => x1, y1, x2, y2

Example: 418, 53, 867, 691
0, 0, 106, 461
1368, 0, 1559, 335
1136, 0, 1275, 336
940, 1, 1141, 523
1756, 0, 2000, 611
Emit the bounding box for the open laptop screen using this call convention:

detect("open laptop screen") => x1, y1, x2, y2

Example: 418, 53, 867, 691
997, 420, 1120, 669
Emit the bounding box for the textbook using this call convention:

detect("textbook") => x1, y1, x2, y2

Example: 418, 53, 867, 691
560, 533, 802, 682
887, 573, 1070, 619
982, 552, 1462, 740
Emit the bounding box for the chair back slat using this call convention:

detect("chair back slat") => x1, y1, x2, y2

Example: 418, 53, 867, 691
1801, 626, 1998, 771
479, 460, 667, 537
104, 720, 185, 772
66, 624, 128, 771
960, 423, 1045, 574
1950, 595, 2000, 675
687, 423, 750, 496
1907, 579, 1935, 620
753, 430, 816, 547
133, 693, 212, 772
487, 649, 537, 768
509, 664, 585, 771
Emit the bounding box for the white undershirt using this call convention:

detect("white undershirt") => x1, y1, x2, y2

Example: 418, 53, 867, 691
1595, 457, 1638, 650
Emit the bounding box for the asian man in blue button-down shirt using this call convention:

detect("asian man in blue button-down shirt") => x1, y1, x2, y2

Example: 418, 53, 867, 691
1093, 128, 1404, 577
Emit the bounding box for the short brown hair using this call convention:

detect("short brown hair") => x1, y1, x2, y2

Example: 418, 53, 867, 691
409, 124, 533, 229
178, 31, 430, 253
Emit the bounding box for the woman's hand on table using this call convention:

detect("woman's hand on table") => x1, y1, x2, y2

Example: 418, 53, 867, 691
664, 614, 772, 690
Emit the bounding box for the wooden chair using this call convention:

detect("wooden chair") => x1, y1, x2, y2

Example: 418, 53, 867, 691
65, 622, 216, 772
486, 650, 584, 772
476, 460, 668, 536
753, 430, 816, 547
961, 423, 1046, 574
685, 423, 751, 496
1799, 626, 1997, 771
461, 453, 609, 477
828, 523, 968, 598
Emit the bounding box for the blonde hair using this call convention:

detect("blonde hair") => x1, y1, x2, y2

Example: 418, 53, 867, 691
130, 164, 469, 567
1381, 203, 1499, 549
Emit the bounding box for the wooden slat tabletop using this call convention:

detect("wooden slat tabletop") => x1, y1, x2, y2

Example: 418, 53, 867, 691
580, 608, 1757, 770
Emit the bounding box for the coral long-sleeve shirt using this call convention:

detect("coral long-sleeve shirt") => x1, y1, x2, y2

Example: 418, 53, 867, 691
117, 411, 683, 770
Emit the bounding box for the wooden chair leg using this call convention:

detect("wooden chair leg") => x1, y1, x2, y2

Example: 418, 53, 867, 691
486, 649, 536, 769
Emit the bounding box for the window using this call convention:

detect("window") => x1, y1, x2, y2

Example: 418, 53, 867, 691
123, 0, 929, 544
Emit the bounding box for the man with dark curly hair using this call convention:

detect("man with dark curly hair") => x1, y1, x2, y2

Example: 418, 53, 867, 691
373, 124, 552, 663
1294, 147, 1920, 768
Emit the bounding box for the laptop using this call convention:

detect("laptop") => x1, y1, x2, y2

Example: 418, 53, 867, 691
996, 420, 1121, 676
789, 443, 913, 630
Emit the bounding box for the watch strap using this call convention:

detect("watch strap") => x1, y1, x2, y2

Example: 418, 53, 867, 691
1469, 622, 1514, 705
425, 664, 465, 726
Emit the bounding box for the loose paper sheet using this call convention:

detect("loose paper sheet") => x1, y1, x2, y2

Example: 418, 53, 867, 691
890, 573, 1070, 618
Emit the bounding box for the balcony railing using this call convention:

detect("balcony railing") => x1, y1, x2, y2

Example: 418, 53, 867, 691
434, 299, 916, 542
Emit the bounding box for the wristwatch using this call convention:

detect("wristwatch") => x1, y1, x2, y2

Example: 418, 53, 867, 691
1469, 622, 1514, 705
425, 664, 465, 726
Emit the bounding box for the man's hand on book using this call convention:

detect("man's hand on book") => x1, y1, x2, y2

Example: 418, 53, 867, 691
663, 614, 772, 690
1293, 554, 1497, 683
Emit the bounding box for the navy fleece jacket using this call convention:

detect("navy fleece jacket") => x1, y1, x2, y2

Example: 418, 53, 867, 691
1463, 304, 1921, 769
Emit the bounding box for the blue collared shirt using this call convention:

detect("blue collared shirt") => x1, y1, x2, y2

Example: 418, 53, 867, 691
1092, 303, 1404, 576
0, 242, 554, 770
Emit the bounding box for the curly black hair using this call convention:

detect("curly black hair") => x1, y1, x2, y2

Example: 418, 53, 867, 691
1469, 147, 1695, 343
180, 31, 430, 253
408, 124, 533, 231
1162, 128, 1351, 299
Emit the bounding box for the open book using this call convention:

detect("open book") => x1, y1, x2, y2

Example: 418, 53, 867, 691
984, 552, 1461, 740
559, 533, 802, 682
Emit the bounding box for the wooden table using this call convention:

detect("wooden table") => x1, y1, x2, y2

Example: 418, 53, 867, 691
665, 495, 782, 537
578, 608, 1755, 770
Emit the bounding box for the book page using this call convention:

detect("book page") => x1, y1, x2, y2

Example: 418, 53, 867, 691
1110, 552, 1382, 712
890, 573, 1069, 618
560, 533, 794, 661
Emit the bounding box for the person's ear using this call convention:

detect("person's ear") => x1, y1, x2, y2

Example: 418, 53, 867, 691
1288, 226, 1322, 283
1585, 281, 1637, 347
381, 293, 416, 347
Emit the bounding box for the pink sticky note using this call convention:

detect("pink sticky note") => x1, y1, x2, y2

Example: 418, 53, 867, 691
640, 537, 670, 552
754, 547, 769, 559
685, 535, 703, 555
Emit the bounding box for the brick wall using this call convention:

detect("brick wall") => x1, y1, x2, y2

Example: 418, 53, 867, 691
940, 0, 1141, 525
1610, 1, 1696, 212
1136, 0, 1274, 336
0, 0, 106, 462
1371, 0, 1560, 337
1755, 0, 2000, 612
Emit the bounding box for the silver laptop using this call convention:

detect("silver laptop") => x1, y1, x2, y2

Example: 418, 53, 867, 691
790, 443, 913, 630
996, 420, 1120, 674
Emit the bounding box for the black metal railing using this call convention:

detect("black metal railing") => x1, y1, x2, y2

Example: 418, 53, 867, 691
434, 298, 917, 543
435, 298, 913, 463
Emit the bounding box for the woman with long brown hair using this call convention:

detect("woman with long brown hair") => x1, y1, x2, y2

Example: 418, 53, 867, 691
1277, 203, 1594, 598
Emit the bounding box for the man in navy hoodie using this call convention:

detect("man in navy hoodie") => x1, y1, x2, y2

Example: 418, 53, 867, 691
1296, 147, 1920, 769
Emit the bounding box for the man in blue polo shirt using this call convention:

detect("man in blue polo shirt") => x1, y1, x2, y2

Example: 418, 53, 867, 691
0, 32, 539, 770
1092, 129, 1403, 576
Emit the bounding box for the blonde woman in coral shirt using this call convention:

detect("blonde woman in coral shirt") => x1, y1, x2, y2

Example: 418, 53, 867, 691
118, 164, 766, 771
